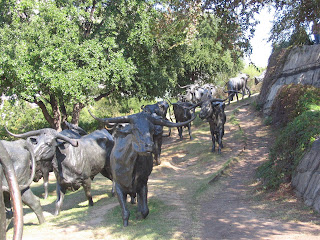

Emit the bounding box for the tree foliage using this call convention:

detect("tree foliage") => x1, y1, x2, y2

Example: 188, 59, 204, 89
0, 0, 136, 129
0, 0, 260, 129
267, 0, 319, 46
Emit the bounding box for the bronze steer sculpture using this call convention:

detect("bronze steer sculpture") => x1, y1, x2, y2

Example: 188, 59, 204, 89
1, 131, 45, 225
227, 73, 251, 104
89, 111, 196, 226
172, 101, 195, 140
6, 128, 114, 216
0, 141, 24, 240
193, 96, 231, 153
141, 101, 170, 165
32, 121, 88, 199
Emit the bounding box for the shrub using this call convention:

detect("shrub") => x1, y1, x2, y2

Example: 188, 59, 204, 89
256, 85, 320, 190
0, 100, 49, 140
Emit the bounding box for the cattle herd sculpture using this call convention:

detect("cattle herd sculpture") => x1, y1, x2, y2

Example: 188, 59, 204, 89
1, 73, 252, 238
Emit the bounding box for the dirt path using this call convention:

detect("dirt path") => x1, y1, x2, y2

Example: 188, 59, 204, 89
199, 99, 320, 240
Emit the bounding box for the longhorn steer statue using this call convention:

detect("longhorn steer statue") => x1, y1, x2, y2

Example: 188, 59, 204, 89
6, 128, 114, 216
0, 142, 24, 240
89, 110, 196, 226
141, 101, 170, 165
172, 101, 195, 140
254, 70, 266, 85
196, 96, 230, 153
227, 73, 251, 104
1, 131, 45, 225
32, 121, 88, 199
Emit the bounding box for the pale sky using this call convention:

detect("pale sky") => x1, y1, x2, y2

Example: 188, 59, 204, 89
245, 7, 275, 68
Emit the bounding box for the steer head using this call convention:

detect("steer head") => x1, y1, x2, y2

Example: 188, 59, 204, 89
199, 100, 225, 120
5, 127, 78, 161
141, 101, 169, 119
89, 110, 196, 155
190, 95, 231, 120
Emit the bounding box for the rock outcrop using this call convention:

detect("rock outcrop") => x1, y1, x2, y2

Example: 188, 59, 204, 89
292, 138, 320, 212
258, 45, 320, 116
258, 44, 320, 213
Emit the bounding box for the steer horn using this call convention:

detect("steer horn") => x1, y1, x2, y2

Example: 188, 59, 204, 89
178, 84, 192, 89
5, 127, 78, 147
88, 110, 131, 124
5, 126, 43, 138
151, 111, 196, 127
55, 133, 78, 147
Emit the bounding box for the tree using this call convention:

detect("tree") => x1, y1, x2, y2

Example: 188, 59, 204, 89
1, 0, 260, 130
180, 13, 244, 85
0, 0, 136, 130
268, 0, 319, 46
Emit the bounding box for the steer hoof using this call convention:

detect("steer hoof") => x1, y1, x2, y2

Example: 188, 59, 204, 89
123, 219, 129, 227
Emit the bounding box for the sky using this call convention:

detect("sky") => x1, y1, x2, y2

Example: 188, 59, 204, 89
245, 7, 275, 68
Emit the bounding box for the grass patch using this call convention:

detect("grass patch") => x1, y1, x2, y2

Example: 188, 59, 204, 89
102, 198, 177, 240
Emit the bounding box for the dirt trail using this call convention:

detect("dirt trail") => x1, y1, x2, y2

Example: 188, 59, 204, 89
199, 99, 320, 240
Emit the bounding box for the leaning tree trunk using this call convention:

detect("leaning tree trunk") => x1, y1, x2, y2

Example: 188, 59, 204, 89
35, 94, 62, 131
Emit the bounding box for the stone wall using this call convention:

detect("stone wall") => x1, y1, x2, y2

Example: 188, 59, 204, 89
292, 138, 320, 212
258, 44, 320, 213
258, 45, 320, 116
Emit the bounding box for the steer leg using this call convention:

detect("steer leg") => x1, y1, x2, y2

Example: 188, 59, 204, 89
4, 192, 13, 228
114, 182, 130, 227
246, 86, 251, 98
210, 127, 216, 152
177, 126, 183, 140
137, 184, 149, 219
217, 132, 223, 154
21, 187, 45, 224
42, 169, 50, 199
55, 183, 66, 216
82, 178, 94, 206
187, 123, 193, 140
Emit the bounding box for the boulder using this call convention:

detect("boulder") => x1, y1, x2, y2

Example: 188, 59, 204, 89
258, 45, 320, 116
292, 138, 320, 213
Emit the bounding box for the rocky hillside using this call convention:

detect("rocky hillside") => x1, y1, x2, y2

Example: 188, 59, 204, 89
258, 44, 320, 116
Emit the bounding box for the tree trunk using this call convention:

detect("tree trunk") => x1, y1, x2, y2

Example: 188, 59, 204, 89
71, 103, 85, 125
50, 95, 62, 131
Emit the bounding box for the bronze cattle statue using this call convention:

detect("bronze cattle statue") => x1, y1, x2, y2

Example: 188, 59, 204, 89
5, 128, 114, 216
172, 101, 195, 140
227, 73, 251, 104
89, 110, 196, 226
141, 101, 170, 165
192, 95, 232, 153
32, 121, 88, 199
0, 141, 24, 240
1, 130, 44, 225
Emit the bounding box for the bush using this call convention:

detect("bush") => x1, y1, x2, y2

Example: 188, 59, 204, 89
271, 84, 320, 127
0, 100, 49, 140
256, 85, 320, 190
